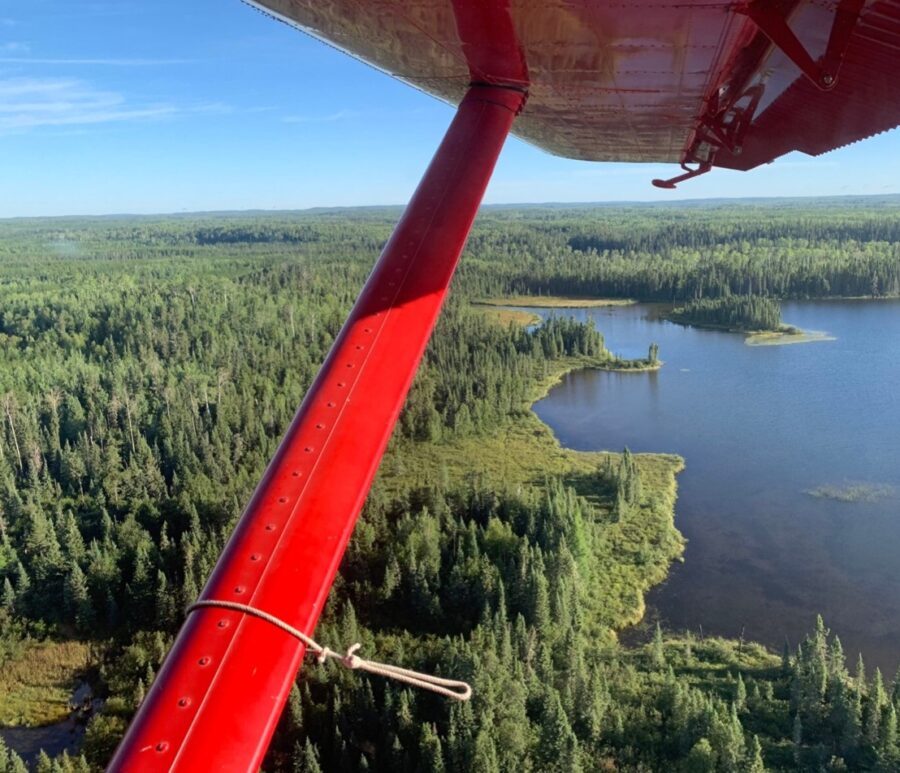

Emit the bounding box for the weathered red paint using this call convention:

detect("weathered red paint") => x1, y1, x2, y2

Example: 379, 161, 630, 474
107, 83, 524, 772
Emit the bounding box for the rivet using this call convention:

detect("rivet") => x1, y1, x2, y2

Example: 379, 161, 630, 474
217, 619, 229, 629
278, 496, 287, 503
304, 446, 313, 453
156, 742, 169, 753
265, 523, 276, 531
316, 423, 325, 429
178, 697, 191, 708
198, 657, 211, 667
355, 345, 363, 351
345, 363, 354, 369
234, 586, 245, 594
292, 470, 301, 476
250, 553, 261, 562
327, 401, 336, 408
337, 382, 345, 388
363, 328, 371, 333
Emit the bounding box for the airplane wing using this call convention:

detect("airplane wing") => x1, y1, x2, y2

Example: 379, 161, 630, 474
109, 2, 900, 770
249, 0, 900, 181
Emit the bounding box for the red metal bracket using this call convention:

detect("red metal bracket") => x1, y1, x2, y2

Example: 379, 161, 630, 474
107, 83, 525, 772
697, 84, 764, 157
652, 0, 864, 189
737, 0, 865, 91
652, 161, 713, 189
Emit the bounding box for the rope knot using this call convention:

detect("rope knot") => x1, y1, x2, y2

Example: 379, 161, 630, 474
315, 647, 330, 666
341, 643, 363, 669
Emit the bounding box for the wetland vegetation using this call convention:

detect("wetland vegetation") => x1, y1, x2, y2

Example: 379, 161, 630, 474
804, 482, 896, 504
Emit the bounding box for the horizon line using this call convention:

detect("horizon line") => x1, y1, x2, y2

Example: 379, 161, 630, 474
1, 191, 898, 222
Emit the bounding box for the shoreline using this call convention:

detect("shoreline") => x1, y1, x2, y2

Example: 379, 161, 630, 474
745, 328, 835, 346
387, 351, 685, 639
666, 317, 836, 346
476, 295, 636, 309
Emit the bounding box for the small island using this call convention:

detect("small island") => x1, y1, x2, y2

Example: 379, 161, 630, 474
667, 295, 785, 332
666, 295, 833, 345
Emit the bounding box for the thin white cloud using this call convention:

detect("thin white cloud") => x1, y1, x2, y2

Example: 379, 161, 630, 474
0, 76, 176, 131
282, 109, 360, 124
0, 42, 30, 54
0, 57, 192, 66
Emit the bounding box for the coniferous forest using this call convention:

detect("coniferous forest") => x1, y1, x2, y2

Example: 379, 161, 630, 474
0, 199, 899, 772
667, 296, 784, 333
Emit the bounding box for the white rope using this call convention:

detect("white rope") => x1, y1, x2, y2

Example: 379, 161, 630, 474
186, 599, 472, 701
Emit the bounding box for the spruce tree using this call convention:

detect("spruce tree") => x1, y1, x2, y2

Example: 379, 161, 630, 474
745, 734, 766, 773
292, 739, 323, 773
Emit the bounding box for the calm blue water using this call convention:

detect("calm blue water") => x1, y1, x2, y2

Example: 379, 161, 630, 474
532, 300, 900, 673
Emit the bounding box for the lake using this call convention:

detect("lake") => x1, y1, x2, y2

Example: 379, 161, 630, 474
532, 300, 900, 674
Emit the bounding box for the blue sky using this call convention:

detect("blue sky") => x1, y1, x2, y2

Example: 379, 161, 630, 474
1, 0, 899, 217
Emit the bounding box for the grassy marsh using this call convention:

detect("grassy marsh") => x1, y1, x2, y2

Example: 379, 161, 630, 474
476, 295, 635, 308
0, 641, 92, 727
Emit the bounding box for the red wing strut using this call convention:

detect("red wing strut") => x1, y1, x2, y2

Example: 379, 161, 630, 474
108, 83, 525, 771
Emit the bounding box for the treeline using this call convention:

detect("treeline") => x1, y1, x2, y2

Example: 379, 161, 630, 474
456, 199, 900, 301
3, 196, 900, 302
667, 295, 783, 332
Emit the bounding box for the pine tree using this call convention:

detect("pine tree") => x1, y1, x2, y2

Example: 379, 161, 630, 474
471, 726, 500, 773
744, 734, 766, 773
735, 673, 747, 711
34, 751, 53, 773
1, 577, 14, 613
878, 703, 898, 769
64, 563, 93, 631
292, 739, 323, 773
793, 712, 803, 765
286, 683, 303, 733
865, 668, 887, 745
537, 691, 578, 772
651, 622, 666, 669
419, 724, 445, 773
684, 738, 716, 773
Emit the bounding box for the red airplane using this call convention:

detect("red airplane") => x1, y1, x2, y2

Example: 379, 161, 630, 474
109, 1, 900, 769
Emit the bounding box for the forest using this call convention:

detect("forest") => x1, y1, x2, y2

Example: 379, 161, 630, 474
0, 198, 899, 771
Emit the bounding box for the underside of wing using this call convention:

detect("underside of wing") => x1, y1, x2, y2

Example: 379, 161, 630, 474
248, 0, 900, 175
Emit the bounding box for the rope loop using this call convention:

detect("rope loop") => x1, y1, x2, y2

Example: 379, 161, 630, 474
186, 600, 472, 701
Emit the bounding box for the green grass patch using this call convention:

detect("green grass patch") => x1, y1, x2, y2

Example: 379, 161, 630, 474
470, 304, 541, 327
0, 640, 92, 726
476, 295, 635, 308
745, 328, 836, 346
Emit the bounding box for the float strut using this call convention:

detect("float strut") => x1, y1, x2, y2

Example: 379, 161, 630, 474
652, 161, 712, 189
108, 83, 526, 772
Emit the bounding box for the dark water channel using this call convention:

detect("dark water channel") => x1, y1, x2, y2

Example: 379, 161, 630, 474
0, 683, 97, 765
532, 300, 900, 674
